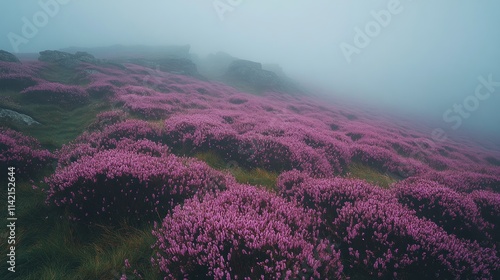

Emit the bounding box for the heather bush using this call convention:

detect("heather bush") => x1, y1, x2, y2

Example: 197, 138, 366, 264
237, 135, 295, 171
0, 61, 45, 90
164, 114, 340, 176
86, 80, 117, 98
163, 113, 240, 154
333, 198, 499, 279
152, 184, 344, 279
422, 170, 500, 193
21, 82, 89, 106
352, 144, 430, 177
277, 170, 393, 227
86, 110, 128, 131
470, 190, 500, 242
0, 73, 39, 90
57, 119, 161, 168
115, 86, 210, 119
46, 148, 231, 223
393, 178, 492, 243
0, 127, 54, 177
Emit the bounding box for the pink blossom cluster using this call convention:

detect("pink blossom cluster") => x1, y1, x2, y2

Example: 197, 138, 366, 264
7, 58, 496, 278
277, 170, 394, 226
277, 171, 500, 278
114, 85, 209, 119
470, 190, 500, 242
21, 81, 89, 106
57, 119, 161, 168
0, 61, 45, 90
393, 178, 492, 243
163, 111, 351, 176
85, 79, 117, 98
46, 146, 231, 223
420, 170, 500, 193
334, 198, 499, 279
152, 184, 343, 279
86, 110, 128, 131
66, 61, 500, 187
0, 127, 54, 176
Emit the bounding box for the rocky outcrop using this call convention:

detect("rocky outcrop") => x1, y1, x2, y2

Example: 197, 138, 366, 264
0, 108, 40, 125
157, 58, 202, 78
129, 57, 204, 80
0, 50, 21, 63
224, 59, 305, 94
38, 50, 99, 68
225, 59, 282, 91
61, 44, 192, 60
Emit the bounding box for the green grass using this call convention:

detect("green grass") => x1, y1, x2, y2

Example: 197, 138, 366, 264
231, 167, 278, 191
37, 64, 88, 86
346, 161, 398, 188
0, 89, 113, 150
0, 180, 160, 280
193, 150, 228, 169
194, 151, 278, 191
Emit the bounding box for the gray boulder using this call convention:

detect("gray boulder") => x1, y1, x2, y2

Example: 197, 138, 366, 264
0, 50, 21, 63
225, 59, 281, 90
0, 108, 40, 125
157, 58, 202, 78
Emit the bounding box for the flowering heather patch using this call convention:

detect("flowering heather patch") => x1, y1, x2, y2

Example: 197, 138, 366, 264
86, 110, 128, 131
46, 148, 231, 223
0, 73, 39, 90
333, 198, 499, 279
277, 170, 393, 225
164, 113, 239, 152
57, 119, 161, 168
152, 184, 343, 279
0, 61, 46, 90
163, 111, 351, 176
421, 170, 500, 193
393, 178, 492, 243
0, 127, 54, 177
85, 80, 117, 98
352, 143, 431, 178
21, 82, 89, 106
470, 190, 500, 242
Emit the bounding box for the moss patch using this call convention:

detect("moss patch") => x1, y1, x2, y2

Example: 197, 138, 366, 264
346, 161, 398, 188
194, 151, 278, 191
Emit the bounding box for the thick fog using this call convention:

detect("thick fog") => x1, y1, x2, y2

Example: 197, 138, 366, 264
1, 0, 499, 142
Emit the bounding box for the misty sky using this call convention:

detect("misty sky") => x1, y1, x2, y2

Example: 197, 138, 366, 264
1, 0, 499, 141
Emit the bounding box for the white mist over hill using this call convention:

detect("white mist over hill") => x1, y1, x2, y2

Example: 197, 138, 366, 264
1, 0, 499, 142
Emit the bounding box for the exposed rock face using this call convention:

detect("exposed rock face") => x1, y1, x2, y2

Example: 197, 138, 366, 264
61, 44, 192, 60
0, 50, 21, 63
38, 50, 99, 68
129, 57, 204, 80
0, 108, 40, 125
225, 59, 282, 91
157, 58, 201, 78
200, 51, 237, 77
224, 59, 305, 94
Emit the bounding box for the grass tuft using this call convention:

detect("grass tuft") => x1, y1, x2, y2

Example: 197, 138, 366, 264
346, 161, 398, 188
